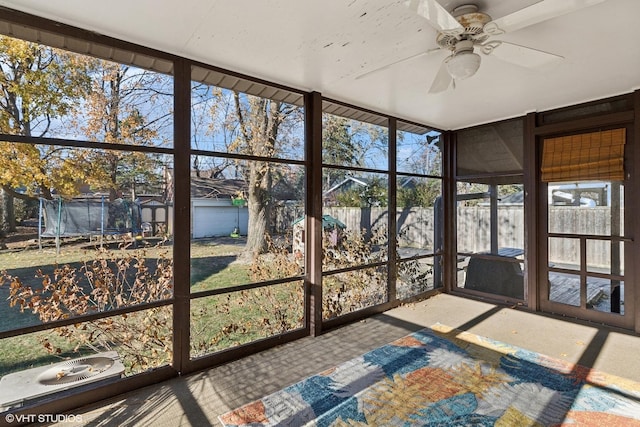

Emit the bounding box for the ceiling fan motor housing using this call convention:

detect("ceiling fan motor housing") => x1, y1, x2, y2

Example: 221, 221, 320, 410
436, 4, 491, 50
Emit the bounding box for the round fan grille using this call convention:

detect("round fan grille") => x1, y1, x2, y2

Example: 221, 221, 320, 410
37, 357, 115, 386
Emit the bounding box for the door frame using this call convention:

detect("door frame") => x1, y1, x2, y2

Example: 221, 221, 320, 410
535, 124, 635, 330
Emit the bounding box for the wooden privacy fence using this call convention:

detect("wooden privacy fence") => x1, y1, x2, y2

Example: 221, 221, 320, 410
274, 205, 622, 270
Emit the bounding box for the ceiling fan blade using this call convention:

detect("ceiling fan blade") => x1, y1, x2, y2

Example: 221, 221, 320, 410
482, 41, 563, 68
485, 0, 607, 35
355, 49, 439, 80
404, 0, 464, 35
428, 58, 452, 93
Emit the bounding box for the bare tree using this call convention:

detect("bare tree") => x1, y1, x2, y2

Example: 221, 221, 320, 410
232, 93, 300, 258
81, 62, 173, 201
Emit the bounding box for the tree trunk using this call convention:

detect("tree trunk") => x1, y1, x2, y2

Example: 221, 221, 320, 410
1, 189, 16, 233
244, 192, 267, 260
6, 193, 15, 232
0, 189, 5, 239
233, 95, 286, 261
242, 162, 270, 260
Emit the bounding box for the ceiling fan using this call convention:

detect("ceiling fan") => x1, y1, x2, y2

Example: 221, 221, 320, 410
358, 0, 607, 93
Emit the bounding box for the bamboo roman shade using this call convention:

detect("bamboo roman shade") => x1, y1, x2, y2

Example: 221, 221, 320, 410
541, 128, 625, 182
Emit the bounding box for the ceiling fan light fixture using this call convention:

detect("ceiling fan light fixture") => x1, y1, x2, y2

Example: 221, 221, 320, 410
446, 50, 481, 80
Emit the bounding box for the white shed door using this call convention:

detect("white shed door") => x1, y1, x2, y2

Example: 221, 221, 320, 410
193, 206, 240, 238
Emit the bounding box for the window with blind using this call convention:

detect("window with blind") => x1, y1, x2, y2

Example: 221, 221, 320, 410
541, 129, 625, 182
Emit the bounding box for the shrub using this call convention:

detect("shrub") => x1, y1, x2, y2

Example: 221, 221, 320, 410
322, 227, 388, 319
1, 243, 173, 373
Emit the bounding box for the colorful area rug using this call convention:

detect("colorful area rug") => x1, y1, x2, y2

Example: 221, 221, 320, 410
219, 324, 640, 426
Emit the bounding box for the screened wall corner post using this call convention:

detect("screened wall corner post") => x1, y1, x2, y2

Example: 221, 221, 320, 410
633, 88, 640, 333
305, 90, 324, 337
387, 117, 398, 303
172, 58, 192, 375
442, 130, 456, 294
523, 112, 538, 310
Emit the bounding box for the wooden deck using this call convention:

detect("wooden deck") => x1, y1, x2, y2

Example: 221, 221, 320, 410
549, 272, 621, 313
457, 263, 622, 313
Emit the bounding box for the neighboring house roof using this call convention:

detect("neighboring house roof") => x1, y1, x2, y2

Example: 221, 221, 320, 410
191, 177, 247, 199
499, 191, 524, 205
324, 175, 408, 197
138, 194, 166, 205
477, 191, 523, 206
191, 176, 300, 201
398, 176, 417, 189
323, 176, 369, 196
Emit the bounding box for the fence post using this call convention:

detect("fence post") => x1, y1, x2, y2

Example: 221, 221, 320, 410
38, 198, 43, 251
434, 196, 443, 288
100, 196, 105, 248
56, 198, 62, 255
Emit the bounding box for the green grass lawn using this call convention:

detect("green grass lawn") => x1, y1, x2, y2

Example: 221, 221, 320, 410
189, 238, 304, 356
190, 280, 304, 357
0, 332, 76, 377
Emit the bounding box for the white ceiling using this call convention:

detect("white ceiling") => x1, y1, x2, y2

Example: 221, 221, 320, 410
1, 0, 639, 130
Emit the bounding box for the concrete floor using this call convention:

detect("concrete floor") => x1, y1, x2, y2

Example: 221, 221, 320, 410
54, 294, 640, 426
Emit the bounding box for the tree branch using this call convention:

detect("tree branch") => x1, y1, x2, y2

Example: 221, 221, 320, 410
1, 185, 37, 201
233, 92, 250, 144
